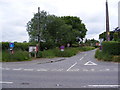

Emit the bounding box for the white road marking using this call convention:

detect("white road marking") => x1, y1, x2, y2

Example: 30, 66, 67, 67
67, 62, 77, 71
84, 61, 97, 66
52, 69, 63, 71
37, 69, 48, 71
83, 69, 88, 71
23, 69, 34, 71
0, 81, 13, 84
91, 69, 95, 71
88, 85, 120, 88
67, 69, 79, 72
106, 69, 110, 71
80, 57, 84, 61
13, 68, 22, 71
5, 68, 10, 70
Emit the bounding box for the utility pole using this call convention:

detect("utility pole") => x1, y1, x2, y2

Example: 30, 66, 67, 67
37, 7, 40, 52
106, 0, 110, 41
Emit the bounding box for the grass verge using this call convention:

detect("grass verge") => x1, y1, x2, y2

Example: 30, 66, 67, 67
38, 46, 95, 58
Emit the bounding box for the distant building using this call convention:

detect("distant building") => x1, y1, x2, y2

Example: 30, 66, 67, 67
118, 1, 120, 28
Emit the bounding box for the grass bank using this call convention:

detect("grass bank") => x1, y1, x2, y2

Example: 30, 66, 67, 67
95, 49, 120, 62
2, 46, 95, 62
37, 46, 95, 58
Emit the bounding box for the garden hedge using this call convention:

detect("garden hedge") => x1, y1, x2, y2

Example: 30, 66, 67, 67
102, 41, 120, 55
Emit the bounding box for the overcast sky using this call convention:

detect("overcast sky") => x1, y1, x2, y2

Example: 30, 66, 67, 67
1, 0, 119, 42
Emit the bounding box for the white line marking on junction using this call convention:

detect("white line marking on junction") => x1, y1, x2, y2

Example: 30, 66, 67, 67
91, 69, 95, 71
106, 69, 110, 71
5, 68, 10, 70
23, 69, 34, 71
84, 61, 97, 66
68, 69, 79, 72
37, 69, 48, 71
83, 69, 88, 71
13, 68, 22, 71
67, 62, 77, 71
80, 57, 84, 61
88, 85, 120, 88
0, 81, 13, 84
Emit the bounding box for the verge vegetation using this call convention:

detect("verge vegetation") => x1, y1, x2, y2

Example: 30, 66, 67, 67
95, 41, 120, 62
2, 43, 95, 62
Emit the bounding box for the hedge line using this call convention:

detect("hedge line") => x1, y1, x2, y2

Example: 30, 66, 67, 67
95, 49, 120, 62
102, 41, 120, 55
2, 42, 55, 51
2, 50, 31, 62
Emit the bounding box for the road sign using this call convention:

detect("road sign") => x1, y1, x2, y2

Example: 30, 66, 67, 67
9, 43, 14, 48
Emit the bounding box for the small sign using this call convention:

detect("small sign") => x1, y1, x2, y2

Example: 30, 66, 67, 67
29, 46, 37, 52
9, 43, 14, 48
60, 45, 65, 51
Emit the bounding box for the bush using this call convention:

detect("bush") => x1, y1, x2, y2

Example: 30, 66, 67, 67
2, 42, 30, 51
95, 49, 120, 62
41, 49, 55, 58
102, 41, 120, 55
2, 50, 31, 62
54, 48, 79, 57
79, 46, 95, 51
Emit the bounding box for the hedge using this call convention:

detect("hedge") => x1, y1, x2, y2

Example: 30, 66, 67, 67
2, 42, 37, 51
2, 50, 31, 62
102, 41, 120, 55
95, 49, 120, 62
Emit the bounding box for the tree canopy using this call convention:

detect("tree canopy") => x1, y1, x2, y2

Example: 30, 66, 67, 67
26, 10, 87, 49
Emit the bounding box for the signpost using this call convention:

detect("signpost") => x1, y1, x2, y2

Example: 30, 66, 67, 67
9, 43, 14, 54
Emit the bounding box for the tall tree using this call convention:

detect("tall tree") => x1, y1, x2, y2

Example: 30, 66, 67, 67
26, 10, 47, 42
61, 16, 87, 41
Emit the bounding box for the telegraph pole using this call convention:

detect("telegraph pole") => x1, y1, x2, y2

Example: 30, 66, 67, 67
37, 7, 40, 52
106, 0, 110, 41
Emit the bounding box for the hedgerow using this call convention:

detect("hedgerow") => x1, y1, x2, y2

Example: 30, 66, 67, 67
102, 41, 120, 55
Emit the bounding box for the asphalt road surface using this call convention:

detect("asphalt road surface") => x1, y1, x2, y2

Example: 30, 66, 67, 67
1, 49, 120, 88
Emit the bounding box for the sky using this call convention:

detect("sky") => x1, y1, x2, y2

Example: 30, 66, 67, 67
0, 0, 119, 42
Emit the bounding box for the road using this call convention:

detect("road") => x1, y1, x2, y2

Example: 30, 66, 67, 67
1, 49, 120, 88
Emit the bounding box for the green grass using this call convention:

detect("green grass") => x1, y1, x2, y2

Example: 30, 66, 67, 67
95, 49, 120, 62
2, 46, 95, 62
38, 46, 95, 58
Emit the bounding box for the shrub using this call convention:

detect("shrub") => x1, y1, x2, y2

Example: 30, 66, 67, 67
2, 50, 31, 62
2, 42, 30, 51
95, 49, 120, 62
102, 41, 120, 55
79, 46, 95, 51
54, 48, 79, 57
41, 49, 55, 58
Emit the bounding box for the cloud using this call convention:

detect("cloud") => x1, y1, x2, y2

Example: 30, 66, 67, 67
0, 0, 119, 42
